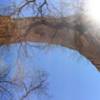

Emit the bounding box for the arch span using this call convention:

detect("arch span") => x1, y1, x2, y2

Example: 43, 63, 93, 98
0, 16, 100, 70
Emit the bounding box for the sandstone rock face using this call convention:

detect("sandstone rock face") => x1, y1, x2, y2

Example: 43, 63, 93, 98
0, 16, 100, 70
0, 16, 15, 44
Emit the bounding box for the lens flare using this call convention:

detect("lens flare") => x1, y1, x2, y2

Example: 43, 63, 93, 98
86, 0, 100, 23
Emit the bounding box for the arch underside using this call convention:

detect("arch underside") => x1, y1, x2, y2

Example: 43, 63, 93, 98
0, 16, 100, 70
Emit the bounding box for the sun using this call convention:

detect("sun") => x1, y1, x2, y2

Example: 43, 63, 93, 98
86, 0, 100, 23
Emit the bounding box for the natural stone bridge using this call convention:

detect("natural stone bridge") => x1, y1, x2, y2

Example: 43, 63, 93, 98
0, 16, 100, 70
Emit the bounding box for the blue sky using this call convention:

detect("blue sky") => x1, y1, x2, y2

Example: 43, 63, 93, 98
0, 0, 77, 16
28, 45, 100, 100
1, 0, 100, 100
1, 43, 100, 100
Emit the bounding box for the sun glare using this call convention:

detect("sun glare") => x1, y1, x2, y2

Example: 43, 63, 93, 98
86, 0, 100, 23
